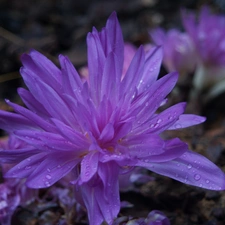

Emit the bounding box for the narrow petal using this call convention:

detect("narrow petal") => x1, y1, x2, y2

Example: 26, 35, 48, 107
21, 50, 62, 91
101, 52, 120, 102
5, 153, 47, 179
6, 100, 57, 132
168, 114, 206, 130
135, 102, 187, 134
0, 148, 41, 164
99, 123, 114, 142
77, 182, 104, 225
59, 55, 83, 101
0, 110, 36, 132
138, 46, 163, 92
133, 138, 188, 163
80, 151, 99, 183
97, 162, 120, 224
124, 134, 165, 158
140, 150, 225, 190
121, 46, 145, 99
14, 130, 78, 151
18, 88, 50, 117
51, 118, 89, 148
26, 153, 80, 188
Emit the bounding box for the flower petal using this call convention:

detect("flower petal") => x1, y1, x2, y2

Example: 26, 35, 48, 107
26, 153, 80, 188
80, 151, 99, 183
168, 114, 206, 130
141, 150, 225, 190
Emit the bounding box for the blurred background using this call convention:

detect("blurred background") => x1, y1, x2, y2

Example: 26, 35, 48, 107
0, 0, 223, 102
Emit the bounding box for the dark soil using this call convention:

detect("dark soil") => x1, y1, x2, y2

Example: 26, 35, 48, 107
1, 0, 225, 224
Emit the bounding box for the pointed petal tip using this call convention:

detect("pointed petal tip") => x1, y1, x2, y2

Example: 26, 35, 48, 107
109, 11, 117, 19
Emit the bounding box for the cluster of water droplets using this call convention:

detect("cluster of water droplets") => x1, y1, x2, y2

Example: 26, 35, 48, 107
149, 118, 162, 129
174, 157, 221, 190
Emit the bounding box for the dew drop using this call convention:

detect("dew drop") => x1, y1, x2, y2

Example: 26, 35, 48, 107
145, 102, 149, 107
157, 119, 162, 123
175, 123, 182, 129
194, 174, 201, 181
199, 183, 203, 187
26, 158, 31, 161
57, 165, 61, 169
47, 168, 51, 172
46, 174, 52, 180
206, 180, 210, 184
187, 164, 192, 169
154, 123, 159, 128
45, 181, 51, 187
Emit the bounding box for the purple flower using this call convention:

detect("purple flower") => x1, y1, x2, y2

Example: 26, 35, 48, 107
0, 182, 20, 225
0, 135, 37, 225
182, 6, 225, 67
182, 6, 225, 92
0, 12, 225, 225
150, 28, 196, 76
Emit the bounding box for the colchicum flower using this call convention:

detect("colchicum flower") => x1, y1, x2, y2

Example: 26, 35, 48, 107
150, 28, 196, 77
182, 6, 225, 92
0, 12, 225, 225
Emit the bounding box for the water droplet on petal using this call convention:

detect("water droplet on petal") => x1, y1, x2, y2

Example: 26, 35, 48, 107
26, 158, 31, 161
47, 168, 51, 172
45, 181, 51, 187
57, 165, 61, 169
145, 102, 149, 107
157, 119, 162, 123
187, 164, 192, 169
175, 123, 182, 129
206, 180, 210, 184
194, 174, 201, 181
46, 174, 52, 180
154, 123, 159, 128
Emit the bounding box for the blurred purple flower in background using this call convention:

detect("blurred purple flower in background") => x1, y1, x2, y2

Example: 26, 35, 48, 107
182, 6, 225, 92
0, 12, 225, 225
0, 135, 37, 225
150, 28, 196, 77
0, 182, 20, 225
182, 6, 225, 67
